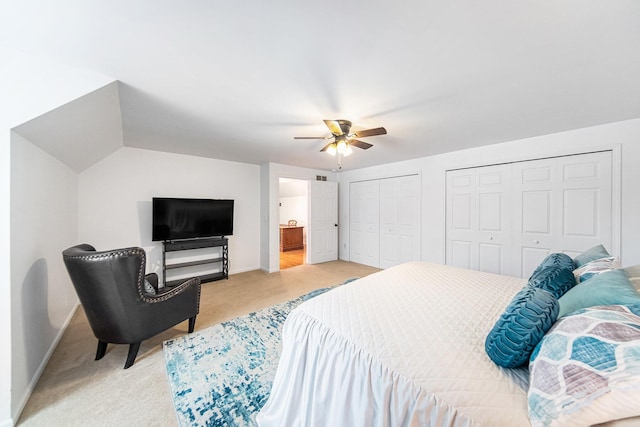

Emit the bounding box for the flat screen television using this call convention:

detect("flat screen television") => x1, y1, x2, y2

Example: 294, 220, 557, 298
152, 197, 234, 241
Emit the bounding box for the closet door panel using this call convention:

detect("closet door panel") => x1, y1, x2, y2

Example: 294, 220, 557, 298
479, 243, 503, 274
446, 150, 613, 278
451, 241, 472, 269
563, 189, 598, 236
446, 170, 476, 269
512, 151, 612, 277
446, 165, 512, 275
380, 175, 421, 269
349, 180, 380, 267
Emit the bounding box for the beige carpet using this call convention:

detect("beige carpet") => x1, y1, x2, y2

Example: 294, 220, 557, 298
17, 261, 380, 426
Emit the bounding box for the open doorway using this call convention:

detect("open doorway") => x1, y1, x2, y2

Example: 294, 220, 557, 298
279, 178, 308, 269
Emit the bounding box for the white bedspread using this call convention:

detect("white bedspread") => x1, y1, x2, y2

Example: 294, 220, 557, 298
257, 262, 533, 427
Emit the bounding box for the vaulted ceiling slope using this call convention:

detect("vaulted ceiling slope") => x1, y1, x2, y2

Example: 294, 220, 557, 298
13, 82, 124, 172
4, 1, 640, 171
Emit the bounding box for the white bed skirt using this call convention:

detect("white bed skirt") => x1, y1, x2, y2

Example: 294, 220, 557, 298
258, 308, 480, 427
257, 262, 532, 427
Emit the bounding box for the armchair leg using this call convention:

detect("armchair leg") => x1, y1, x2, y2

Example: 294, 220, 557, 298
95, 340, 108, 360
124, 342, 141, 369
188, 316, 197, 333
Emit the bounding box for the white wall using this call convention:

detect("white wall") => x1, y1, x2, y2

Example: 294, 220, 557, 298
78, 147, 261, 277
10, 133, 79, 419
0, 47, 113, 427
279, 196, 307, 227
339, 118, 640, 267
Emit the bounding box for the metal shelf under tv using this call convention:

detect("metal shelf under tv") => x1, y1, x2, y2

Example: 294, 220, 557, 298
162, 237, 228, 287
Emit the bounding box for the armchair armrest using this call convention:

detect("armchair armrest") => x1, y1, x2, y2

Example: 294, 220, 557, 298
152, 276, 201, 301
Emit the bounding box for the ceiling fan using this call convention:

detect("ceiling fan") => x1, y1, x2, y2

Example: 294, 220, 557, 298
294, 119, 387, 157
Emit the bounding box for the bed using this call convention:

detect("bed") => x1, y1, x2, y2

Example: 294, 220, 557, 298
257, 261, 640, 427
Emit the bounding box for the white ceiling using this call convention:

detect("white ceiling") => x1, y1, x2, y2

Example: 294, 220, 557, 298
4, 0, 640, 171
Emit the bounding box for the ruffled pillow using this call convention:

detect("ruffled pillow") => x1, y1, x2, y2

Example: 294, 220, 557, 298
529, 253, 576, 280
528, 253, 576, 299
485, 285, 559, 368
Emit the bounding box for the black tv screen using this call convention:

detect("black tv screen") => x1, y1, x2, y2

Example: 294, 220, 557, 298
152, 198, 234, 241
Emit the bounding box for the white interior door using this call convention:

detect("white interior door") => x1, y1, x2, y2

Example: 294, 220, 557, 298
512, 151, 612, 277
306, 180, 338, 264
379, 175, 421, 268
446, 165, 512, 275
349, 180, 380, 267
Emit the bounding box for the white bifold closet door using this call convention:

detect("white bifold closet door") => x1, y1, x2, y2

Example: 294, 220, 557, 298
379, 175, 421, 268
350, 175, 421, 268
446, 151, 613, 278
446, 164, 512, 275
350, 179, 380, 267
511, 152, 613, 277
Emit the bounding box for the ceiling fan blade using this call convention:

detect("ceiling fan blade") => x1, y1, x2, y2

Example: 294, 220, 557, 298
324, 120, 344, 136
354, 127, 387, 138
294, 136, 328, 139
350, 139, 373, 150
320, 142, 334, 152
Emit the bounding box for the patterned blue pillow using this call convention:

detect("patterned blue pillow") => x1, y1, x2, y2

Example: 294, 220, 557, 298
528, 253, 576, 299
485, 285, 559, 368
529, 304, 640, 426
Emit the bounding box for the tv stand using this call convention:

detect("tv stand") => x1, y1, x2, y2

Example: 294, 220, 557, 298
162, 237, 228, 286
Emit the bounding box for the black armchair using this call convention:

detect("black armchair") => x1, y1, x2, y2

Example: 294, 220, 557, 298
62, 244, 201, 368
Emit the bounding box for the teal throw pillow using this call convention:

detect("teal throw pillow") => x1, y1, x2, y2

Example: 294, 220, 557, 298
529, 253, 576, 280
557, 269, 640, 317
528, 253, 576, 299
573, 244, 610, 268
485, 285, 559, 368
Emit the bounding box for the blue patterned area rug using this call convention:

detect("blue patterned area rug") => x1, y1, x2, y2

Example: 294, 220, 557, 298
163, 279, 357, 427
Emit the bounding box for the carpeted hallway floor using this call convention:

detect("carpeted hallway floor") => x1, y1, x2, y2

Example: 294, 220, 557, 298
17, 261, 380, 426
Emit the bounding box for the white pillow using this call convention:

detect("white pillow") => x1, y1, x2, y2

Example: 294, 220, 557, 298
144, 278, 157, 295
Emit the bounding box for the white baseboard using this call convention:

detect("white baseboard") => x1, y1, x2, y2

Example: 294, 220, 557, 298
229, 266, 261, 275
12, 302, 80, 424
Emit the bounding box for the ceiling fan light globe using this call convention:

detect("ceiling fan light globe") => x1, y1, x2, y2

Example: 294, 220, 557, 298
337, 140, 347, 154
327, 144, 337, 156
344, 145, 353, 157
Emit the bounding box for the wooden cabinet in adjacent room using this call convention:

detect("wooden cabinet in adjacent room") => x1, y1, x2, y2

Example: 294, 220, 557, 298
280, 226, 304, 251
